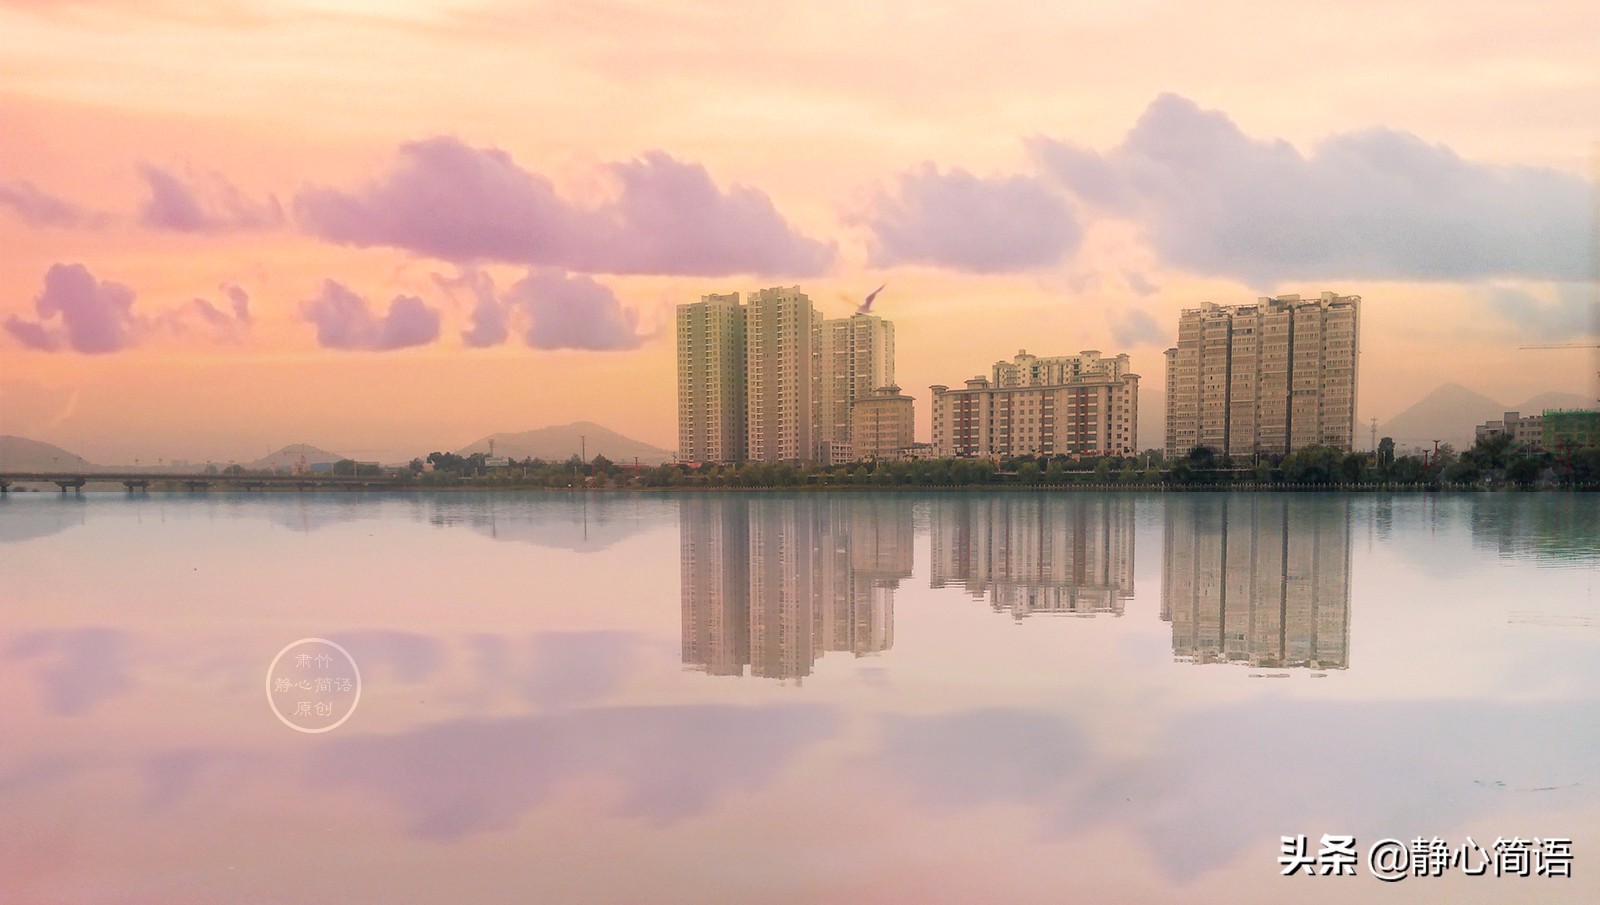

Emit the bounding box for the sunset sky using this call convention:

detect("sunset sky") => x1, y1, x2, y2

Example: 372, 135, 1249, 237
2, 0, 1596, 464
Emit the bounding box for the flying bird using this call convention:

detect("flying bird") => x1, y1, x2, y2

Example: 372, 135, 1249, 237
858, 283, 886, 315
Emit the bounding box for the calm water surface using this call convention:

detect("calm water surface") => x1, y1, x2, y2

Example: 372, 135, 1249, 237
2, 492, 1596, 903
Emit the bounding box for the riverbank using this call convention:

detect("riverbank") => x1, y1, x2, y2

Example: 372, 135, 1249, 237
4, 480, 1595, 494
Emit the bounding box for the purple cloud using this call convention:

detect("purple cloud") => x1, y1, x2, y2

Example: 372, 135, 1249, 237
433, 267, 508, 348
299, 279, 442, 351
137, 164, 283, 232
294, 137, 834, 277
1032, 93, 1590, 283
5, 263, 139, 353
430, 266, 649, 351
155, 284, 252, 341
5, 265, 255, 353
223, 283, 251, 323
572, 151, 835, 276
855, 163, 1083, 273
0, 181, 110, 228
510, 268, 647, 351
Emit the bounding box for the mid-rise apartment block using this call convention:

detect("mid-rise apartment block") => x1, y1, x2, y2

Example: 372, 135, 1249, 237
1164, 292, 1359, 459
850, 385, 915, 461
930, 349, 1139, 458
1475, 411, 1545, 449
675, 292, 747, 463
1543, 409, 1600, 449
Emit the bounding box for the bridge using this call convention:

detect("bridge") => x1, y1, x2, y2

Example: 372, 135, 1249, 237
0, 471, 409, 493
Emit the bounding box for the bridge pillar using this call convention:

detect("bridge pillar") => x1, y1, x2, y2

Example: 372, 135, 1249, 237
184, 480, 211, 492
54, 477, 87, 492
123, 479, 149, 492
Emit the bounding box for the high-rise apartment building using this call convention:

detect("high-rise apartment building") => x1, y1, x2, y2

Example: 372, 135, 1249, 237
929, 349, 1139, 458
675, 292, 746, 463
678, 286, 900, 464
1164, 292, 1360, 459
817, 314, 895, 463
745, 286, 820, 464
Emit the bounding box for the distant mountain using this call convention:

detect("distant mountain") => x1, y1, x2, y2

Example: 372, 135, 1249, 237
1378, 383, 1595, 448
0, 435, 98, 472
459, 421, 675, 465
248, 444, 346, 471
1513, 391, 1593, 414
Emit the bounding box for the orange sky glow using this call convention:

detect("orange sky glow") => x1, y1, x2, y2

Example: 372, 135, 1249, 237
2, 0, 1596, 463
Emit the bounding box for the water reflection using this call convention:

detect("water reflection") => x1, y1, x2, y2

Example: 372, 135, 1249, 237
680, 495, 910, 682
930, 495, 1135, 619
1162, 495, 1351, 670
1468, 493, 1600, 563
3, 490, 1597, 903
0, 494, 88, 543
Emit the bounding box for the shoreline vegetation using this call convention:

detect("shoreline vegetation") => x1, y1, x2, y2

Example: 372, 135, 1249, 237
9, 436, 1596, 492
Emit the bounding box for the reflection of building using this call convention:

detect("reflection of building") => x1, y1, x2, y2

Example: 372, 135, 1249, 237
1161, 496, 1351, 669
814, 496, 908, 658
1164, 292, 1360, 459
680, 496, 750, 676
931, 350, 1140, 458
681, 495, 911, 682
930, 495, 1135, 619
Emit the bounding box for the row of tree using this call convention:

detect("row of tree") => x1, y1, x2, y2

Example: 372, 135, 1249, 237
382, 434, 1600, 489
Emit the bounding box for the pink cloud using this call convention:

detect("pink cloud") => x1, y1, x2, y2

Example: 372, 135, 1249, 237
154, 284, 252, 342
5, 263, 139, 353
432, 266, 649, 351
511, 268, 647, 351
1032, 93, 1591, 283
854, 163, 1082, 273
5, 265, 254, 353
295, 137, 834, 277
432, 267, 509, 349
0, 181, 111, 229
137, 164, 283, 233
299, 280, 441, 351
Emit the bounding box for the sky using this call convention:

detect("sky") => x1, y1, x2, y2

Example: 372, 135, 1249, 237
1, 0, 1596, 464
